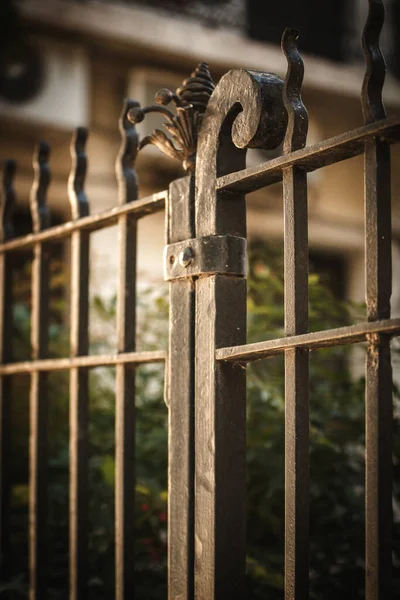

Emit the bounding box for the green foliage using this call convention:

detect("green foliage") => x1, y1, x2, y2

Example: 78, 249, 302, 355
4, 244, 400, 599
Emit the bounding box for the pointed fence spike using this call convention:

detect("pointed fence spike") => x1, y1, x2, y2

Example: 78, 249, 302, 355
281, 27, 308, 154
361, 0, 386, 124
30, 141, 51, 233
116, 99, 139, 205
68, 127, 89, 219
0, 160, 17, 243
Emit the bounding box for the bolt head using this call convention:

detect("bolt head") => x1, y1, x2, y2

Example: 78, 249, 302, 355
179, 247, 194, 268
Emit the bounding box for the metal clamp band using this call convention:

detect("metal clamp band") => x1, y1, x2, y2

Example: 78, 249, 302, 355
164, 235, 246, 281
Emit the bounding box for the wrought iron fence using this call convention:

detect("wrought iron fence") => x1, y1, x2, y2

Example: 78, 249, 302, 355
1, 0, 400, 599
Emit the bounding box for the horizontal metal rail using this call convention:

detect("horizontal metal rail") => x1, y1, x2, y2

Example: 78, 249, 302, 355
216, 318, 400, 363
0, 350, 166, 375
217, 118, 400, 194
0, 192, 166, 254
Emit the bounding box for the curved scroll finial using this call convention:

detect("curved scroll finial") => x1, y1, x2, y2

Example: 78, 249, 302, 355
30, 141, 51, 233
281, 28, 308, 153
0, 159, 16, 243
116, 99, 139, 205
196, 69, 287, 236
68, 127, 89, 220
361, 0, 386, 124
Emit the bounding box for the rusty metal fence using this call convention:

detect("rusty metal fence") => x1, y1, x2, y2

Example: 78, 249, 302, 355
1, 0, 400, 599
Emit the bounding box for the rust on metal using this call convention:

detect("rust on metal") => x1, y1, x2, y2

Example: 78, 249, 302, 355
115, 97, 139, 600
362, 3, 393, 597
0, 192, 166, 254
281, 26, 310, 600
216, 318, 400, 363
217, 118, 400, 193
0, 2, 398, 598
164, 235, 246, 281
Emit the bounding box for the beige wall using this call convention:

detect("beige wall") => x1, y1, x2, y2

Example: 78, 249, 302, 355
1, 21, 400, 311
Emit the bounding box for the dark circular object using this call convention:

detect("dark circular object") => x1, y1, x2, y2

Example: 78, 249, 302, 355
0, 39, 44, 104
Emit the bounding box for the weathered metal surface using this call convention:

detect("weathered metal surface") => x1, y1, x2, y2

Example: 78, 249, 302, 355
196, 68, 286, 237
281, 28, 309, 600
166, 176, 195, 600
217, 118, 400, 194
194, 62, 264, 600
68, 128, 90, 600
29, 142, 51, 600
0, 1, 399, 598
0, 160, 15, 584
128, 63, 215, 172
216, 318, 400, 363
0, 193, 166, 254
164, 235, 246, 281
115, 99, 139, 600
362, 4, 392, 598
194, 275, 246, 600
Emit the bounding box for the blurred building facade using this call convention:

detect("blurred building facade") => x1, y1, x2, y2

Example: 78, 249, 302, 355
1, 0, 400, 316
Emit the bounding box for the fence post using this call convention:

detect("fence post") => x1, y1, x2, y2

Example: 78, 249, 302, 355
193, 69, 286, 599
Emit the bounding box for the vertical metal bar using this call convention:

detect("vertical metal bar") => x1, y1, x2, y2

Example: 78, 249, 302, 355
115, 100, 139, 600
29, 142, 51, 600
0, 160, 16, 583
361, 3, 393, 598
281, 29, 309, 600
194, 274, 246, 600
167, 176, 195, 600
68, 128, 90, 600
194, 83, 248, 600
364, 121, 392, 600
283, 166, 309, 600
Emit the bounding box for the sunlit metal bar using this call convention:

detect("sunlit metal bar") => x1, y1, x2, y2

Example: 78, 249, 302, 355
216, 118, 400, 194
364, 136, 392, 600
216, 319, 400, 363
115, 100, 139, 600
68, 128, 90, 600
29, 142, 51, 600
0, 192, 166, 254
281, 29, 309, 600
0, 350, 166, 375
361, 3, 393, 597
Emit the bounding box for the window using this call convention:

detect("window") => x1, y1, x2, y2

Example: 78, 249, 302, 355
247, 0, 349, 63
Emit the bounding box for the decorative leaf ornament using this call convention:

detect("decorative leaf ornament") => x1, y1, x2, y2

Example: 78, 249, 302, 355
128, 62, 215, 172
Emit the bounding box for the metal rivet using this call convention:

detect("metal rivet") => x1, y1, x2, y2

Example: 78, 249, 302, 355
179, 247, 194, 267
